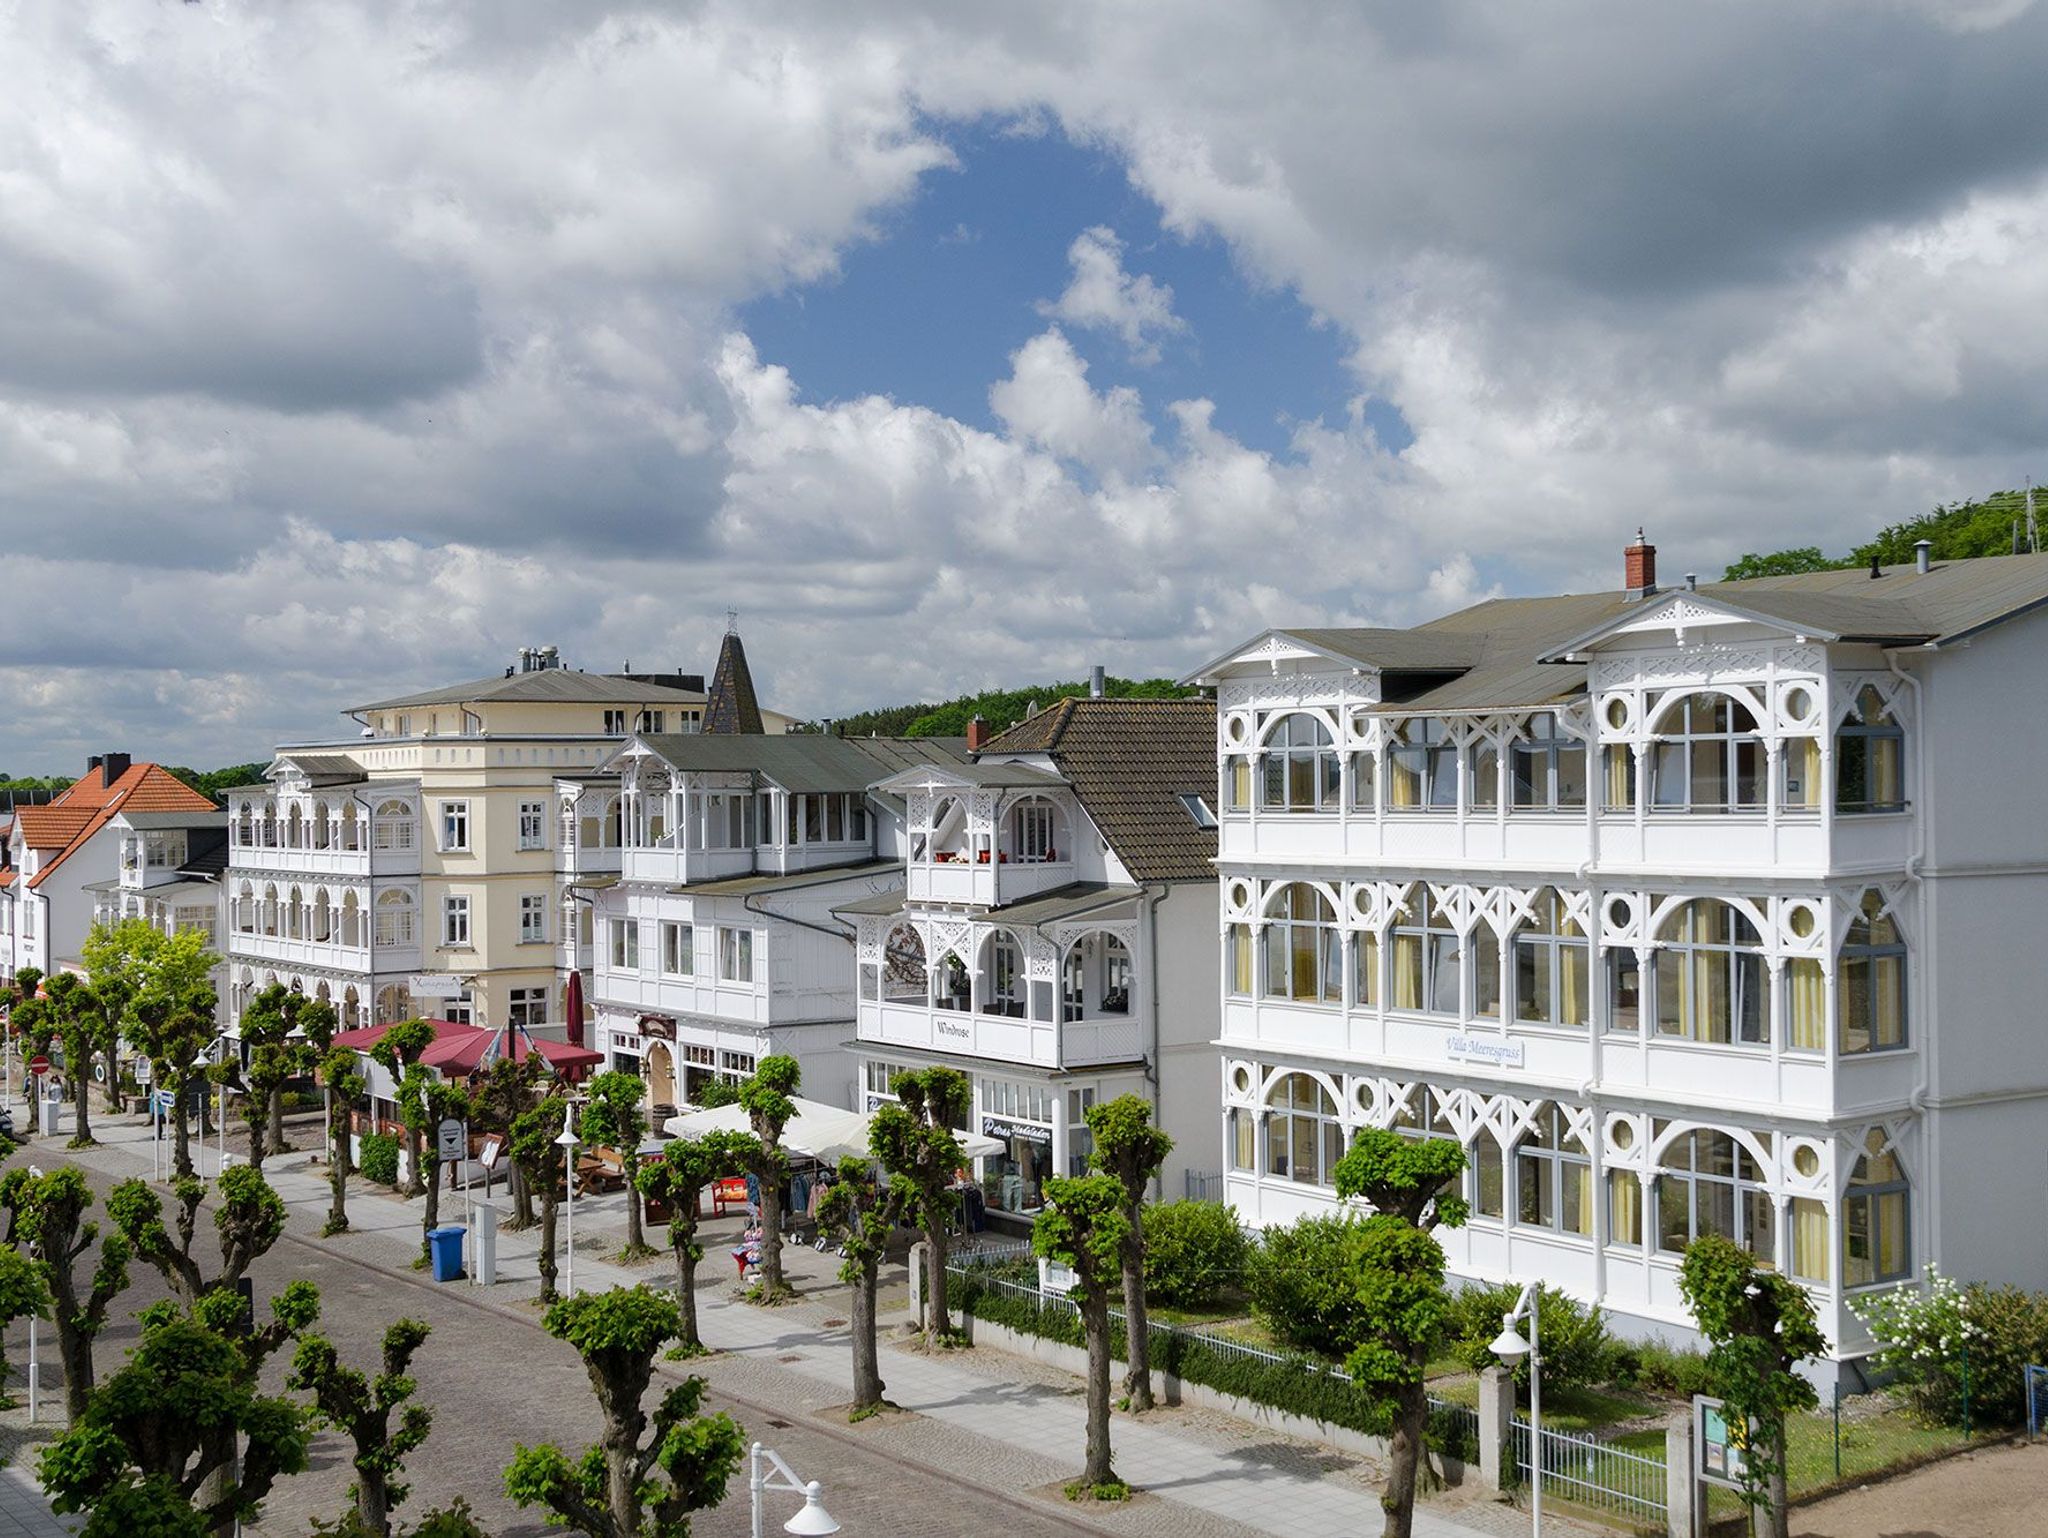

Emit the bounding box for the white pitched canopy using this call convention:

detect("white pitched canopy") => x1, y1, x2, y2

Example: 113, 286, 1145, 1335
662, 1095, 1001, 1162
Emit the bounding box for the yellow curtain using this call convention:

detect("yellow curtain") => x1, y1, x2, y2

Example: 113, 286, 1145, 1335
1230, 926, 1254, 995
1231, 1109, 1255, 1171
1608, 1170, 1642, 1245
1874, 956, 1906, 1048
1392, 934, 1422, 1010
1562, 944, 1588, 1027
1872, 737, 1903, 807
1565, 1164, 1594, 1237
1791, 1197, 1830, 1282
1788, 959, 1826, 1052
1229, 759, 1251, 810
1604, 745, 1635, 809
1877, 1191, 1908, 1279
1388, 754, 1420, 809
1356, 934, 1379, 1008
1788, 737, 1822, 809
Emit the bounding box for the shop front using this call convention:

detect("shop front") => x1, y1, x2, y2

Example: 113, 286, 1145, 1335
600, 1009, 761, 1115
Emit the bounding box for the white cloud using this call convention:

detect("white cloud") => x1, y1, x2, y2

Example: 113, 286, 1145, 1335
1035, 226, 1189, 364
989, 329, 1157, 475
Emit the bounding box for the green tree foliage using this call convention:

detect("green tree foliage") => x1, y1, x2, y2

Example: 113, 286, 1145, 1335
124, 928, 224, 1181
635, 1131, 759, 1355
105, 1166, 288, 1305
164, 764, 268, 802
39, 1306, 314, 1538
16, 972, 106, 1146
0, 1242, 51, 1402
236, 984, 336, 1169
735, 1055, 801, 1301
806, 676, 1203, 739
504, 1287, 745, 1538
1854, 1265, 2048, 1427
1332, 1129, 1468, 1538
870, 1066, 970, 1345
816, 1156, 911, 1416
508, 1091, 572, 1301
1084, 1095, 1172, 1412
1721, 547, 1837, 581
1445, 1281, 1616, 1392
80, 918, 172, 1116
288, 1319, 435, 1538
1722, 486, 2048, 582
1246, 1212, 1379, 1358
581, 1070, 653, 1258
393, 1068, 470, 1267
1679, 1235, 1827, 1538
2, 1165, 132, 1420
358, 1134, 402, 1188
369, 1021, 436, 1198
319, 1043, 366, 1236
469, 1052, 551, 1230
1140, 1200, 1248, 1308
1032, 1174, 1130, 1494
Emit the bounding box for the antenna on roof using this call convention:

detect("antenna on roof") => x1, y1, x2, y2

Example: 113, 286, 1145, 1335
2028, 479, 2040, 554
725, 609, 739, 635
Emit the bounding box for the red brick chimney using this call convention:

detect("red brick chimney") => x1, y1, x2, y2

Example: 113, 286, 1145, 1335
966, 713, 990, 752
1624, 529, 1657, 600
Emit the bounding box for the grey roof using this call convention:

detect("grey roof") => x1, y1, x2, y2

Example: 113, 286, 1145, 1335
984, 882, 1142, 926
270, 752, 368, 786
179, 828, 230, 880
111, 810, 228, 830
633, 734, 968, 794
831, 886, 908, 916
871, 759, 1065, 791
703, 631, 764, 734
673, 858, 898, 899
354, 670, 708, 712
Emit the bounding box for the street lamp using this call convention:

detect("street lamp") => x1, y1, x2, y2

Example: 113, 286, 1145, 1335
1491, 1281, 1542, 1536
554, 1100, 580, 1297
749, 1442, 840, 1537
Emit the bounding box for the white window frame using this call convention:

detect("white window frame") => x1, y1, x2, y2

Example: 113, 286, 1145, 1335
506, 986, 548, 1028
439, 801, 471, 852
519, 893, 548, 945
661, 920, 694, 977
610, 919, 640, 970
517, 800, 548, 851
718, 925, 754, 984
442, 894, 471, 948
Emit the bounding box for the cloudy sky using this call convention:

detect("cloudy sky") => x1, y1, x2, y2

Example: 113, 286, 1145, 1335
6, 1, 2048, 772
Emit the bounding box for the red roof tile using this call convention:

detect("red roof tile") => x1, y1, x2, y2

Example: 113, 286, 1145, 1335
21, 763, 216, 890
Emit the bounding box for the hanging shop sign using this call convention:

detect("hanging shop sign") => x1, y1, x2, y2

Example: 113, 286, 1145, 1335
982, 1115, 1053, 1147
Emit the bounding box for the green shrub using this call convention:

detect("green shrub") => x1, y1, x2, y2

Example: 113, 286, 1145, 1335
1245, 1213, 1373, 1359
359, 1132, 401, 1188
1856, 1267, 2048, 1427
1617, 1338, 1717, 1398
1142, 1200, 1248, 1307
693, 1078, 740, 1109
1445, 1282, 1616, 1392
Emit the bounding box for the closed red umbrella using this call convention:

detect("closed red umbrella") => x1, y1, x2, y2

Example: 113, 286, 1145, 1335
563, 969, 586, 1048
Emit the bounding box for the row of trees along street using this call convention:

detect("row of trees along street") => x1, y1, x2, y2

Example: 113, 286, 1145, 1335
0, 917, 1838, 1538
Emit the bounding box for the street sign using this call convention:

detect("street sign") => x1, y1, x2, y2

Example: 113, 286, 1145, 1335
437, 1118, 466, 1163
26, 1055, 49, 1079
153, 1088, 178, 1113
134, 1058, 153, 1086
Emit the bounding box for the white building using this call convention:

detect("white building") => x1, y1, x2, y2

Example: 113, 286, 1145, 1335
1188, 539, 2048, 1374
843, 697, 1221, 1227
565, 733, 967, 1116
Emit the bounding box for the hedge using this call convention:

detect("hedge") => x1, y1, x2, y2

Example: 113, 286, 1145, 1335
359, 1132, 401, 1187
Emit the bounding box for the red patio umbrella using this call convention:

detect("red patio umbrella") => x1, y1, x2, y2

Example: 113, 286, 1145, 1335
563, 969, 586, 1048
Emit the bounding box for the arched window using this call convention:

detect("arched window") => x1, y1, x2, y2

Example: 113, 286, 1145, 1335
1064, 933, 1133, 1019
1259, 714, 1340, 812
262, 883, 280, 937
1514, 889, 1589, 1028
372, 800, 415, 852
338, 802, 359, 851
1260, 885, 1340, 1004
984, 930, 1025, 1017
1265, 1072, 1346, 1187
881, 924, 927, 1003
261, 806, 278, 847
1651, 694, 1762, 812
373, 983, 413, 1025
1652, 900, 1765, 1044
1386, 718, 1456, 810
286, 805, 304, 849
1844, 1130, 1910, 1286
1009, 799, 1062, 863
1515, 1105, 1593, 1237
1840, 891, 1906, 1054
285, 885, 304, 939
339, 891, 361, 948
1512, 712, 1588, 810
1837, 685, 1905, 813
312, 802, 331, 849
1391, 888, 1460, 1015
341, 984, 362, 1029
237, 804, 254, 846
602, 796, 623, 849
237, 880, 255, 934
1656, 1128, 1773, 1262
310, 888, 332, 943
374, 889, 416, 949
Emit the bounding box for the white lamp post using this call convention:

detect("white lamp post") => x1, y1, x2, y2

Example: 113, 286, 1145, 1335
1491, 1281, 1542, 1536
554, 1100, 580, 1297
749, 1442, 840, 1537
24, 1169, 41, 1425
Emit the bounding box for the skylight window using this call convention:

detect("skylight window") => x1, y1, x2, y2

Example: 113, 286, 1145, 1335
1178, 793, 1218, 829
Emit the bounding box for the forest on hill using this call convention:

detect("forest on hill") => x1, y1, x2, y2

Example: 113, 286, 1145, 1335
1724, 487, 2042, 580
800, 675, 1203, 739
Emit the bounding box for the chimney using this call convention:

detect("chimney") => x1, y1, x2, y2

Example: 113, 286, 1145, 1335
1685, 572, 1698, 592
966, 713, 990, 752
541, 644, 560, 668
86, 755, 104, 780
1089, 665, 1106, 699
1623, 529, 1657, 600
101, 752, 130, 788
1914, 539, 1933, 575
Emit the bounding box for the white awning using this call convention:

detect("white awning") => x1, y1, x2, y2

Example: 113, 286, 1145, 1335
662, 1095, 1001, 1162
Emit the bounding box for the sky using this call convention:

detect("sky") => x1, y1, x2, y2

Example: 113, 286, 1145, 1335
6, 1, 2048, 772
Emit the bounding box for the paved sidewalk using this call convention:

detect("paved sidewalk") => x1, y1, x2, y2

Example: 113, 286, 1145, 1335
26, 1111, 1523, 1538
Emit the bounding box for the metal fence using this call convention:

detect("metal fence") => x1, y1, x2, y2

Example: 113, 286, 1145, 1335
2029, 1365, 2048, 1439
1512, 1419, 1667, 1527
1183, 1170, 1224, 1201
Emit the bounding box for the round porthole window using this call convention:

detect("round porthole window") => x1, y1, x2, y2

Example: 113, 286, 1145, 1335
1606, 698, 1629, 730
1606, 896, 1632, 932
1788, 905, 1817, 939
1230, 1066, 1252, 1096
1355, 1083, 1375, 1115
1225, 715, 1249, 745
1611, 1121, 1635, 1151
1784, 686, 1813, 722
1793, 1145, 1820, 1178
1229, 881, 1252, 912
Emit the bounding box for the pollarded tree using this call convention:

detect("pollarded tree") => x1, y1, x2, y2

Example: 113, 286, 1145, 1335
509, 1091, 571, 1301
736, 1055, 801, 1301
1332, 1128, 1469, 1538
1033, 1174, 1131, 1497
105, 1165, 289, 1305
369, 1020, 436, 1198
318, 1045, 365, 1236
39, 1304, 315, 1538
1679, 1235, 1828, 1538
816, 1155, 911, 1418
871, 1066, 970, 1345
3, 1165, 132, 1420
288, 1319, 435, 1538
635, 1131, 759, 1355
128, 929, 223, 1181
16, 972, 105, 1147
391, 1067, 470, 1267
238, 984, 338, 1167
1085, 1094, 1172, 1412
0, 1243, 50, 1404
504, 1287, 746, 1538
80, 918, 168, 1117
470, 1053, 550, 1231
581, 1070, 653, 1259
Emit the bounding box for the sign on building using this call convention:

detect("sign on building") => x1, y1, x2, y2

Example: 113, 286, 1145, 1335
411, 974, 465, 1000
1693, 1395, 1749, 1489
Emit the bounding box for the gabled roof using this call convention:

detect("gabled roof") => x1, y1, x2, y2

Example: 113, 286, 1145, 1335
16, 762, 216, 890
868, 759, 1066, 792
353, 670, 708, 712
979, 697, 1219, 883
269, 752, 368, 787
703, 630, 764, 735
627, 734, 970, 794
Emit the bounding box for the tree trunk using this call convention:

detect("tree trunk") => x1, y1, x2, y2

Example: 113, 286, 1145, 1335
268, 1084, 287, 1153
102, 1044, 124, 1116
69, 1073, 94, 1146
1767, 1423, 1791, 1538
1379, 1379, 1427, 1538
246, 1102, 268, 1172
508, 1161, 536, 1230
851, 1259, 885, 1412
325, 1091, 351, 1234
537, 1190, 560, 1301
623, 1149, 645, 1253
757, 1167, 785, 1298
356, 1463, 391, 1538
54, 1309, 96, 1422
173, 1080, 195, 1180
674, 1236, 700, 1350
1120, 1239, 1153, 1412
603, 1435, 640, 1538
1081, 1296, 1117, 1487
401, 1125, 423, 1198
924, 1214, 950, 1343
421, 1156, 442, 1265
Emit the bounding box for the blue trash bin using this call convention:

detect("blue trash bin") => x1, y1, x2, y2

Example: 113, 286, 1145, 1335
427, 1225, 466, 1282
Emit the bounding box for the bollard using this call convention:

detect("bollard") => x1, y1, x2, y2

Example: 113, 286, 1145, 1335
473, 1202, 499, 1286
1665, 1419, 1695, 1538
907, 1240, 929, 1329
1479, 1364, 1513, 1495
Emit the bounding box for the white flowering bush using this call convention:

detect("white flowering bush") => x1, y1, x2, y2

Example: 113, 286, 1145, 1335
1854, 1264, 2048, 1426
